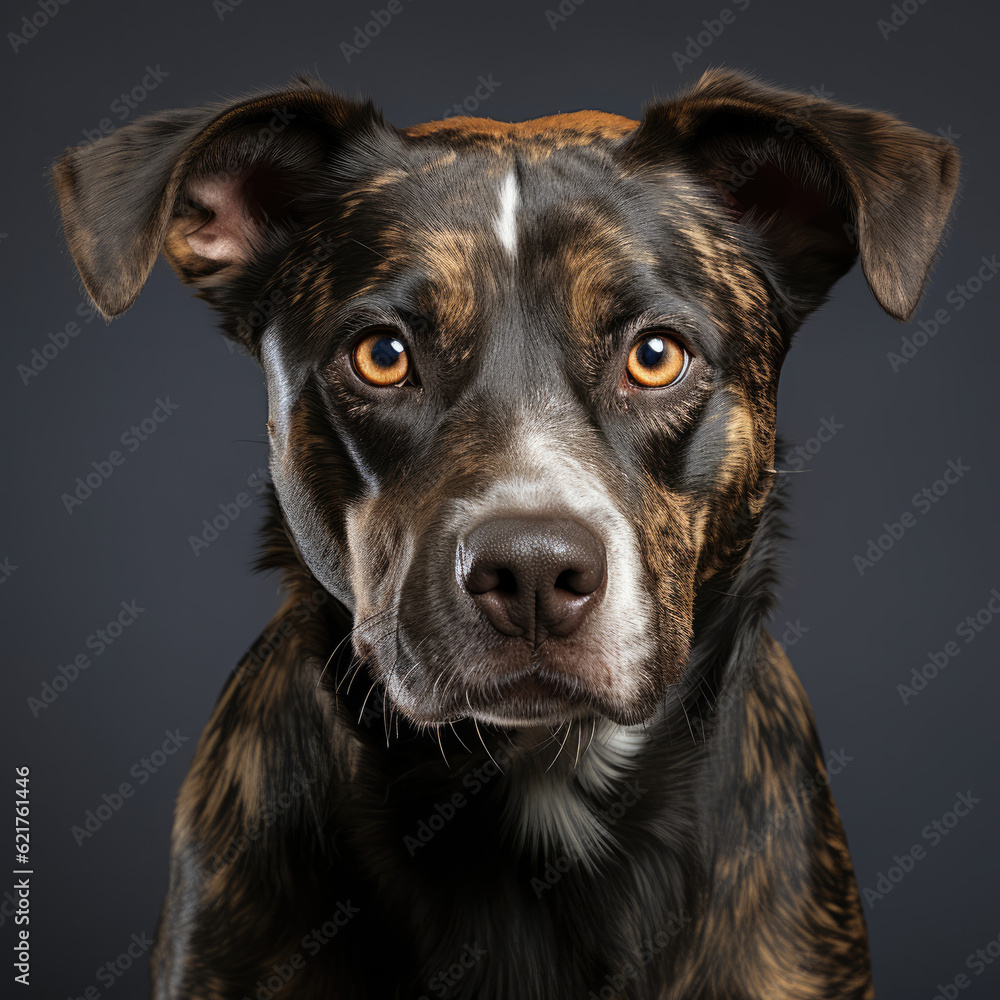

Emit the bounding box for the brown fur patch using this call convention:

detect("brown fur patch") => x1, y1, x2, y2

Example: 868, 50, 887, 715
403, 110, 638, 146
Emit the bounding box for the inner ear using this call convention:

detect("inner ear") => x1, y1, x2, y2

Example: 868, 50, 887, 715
678, 125, 859, 322
728, 163, 849, 246
721, 159, 857, 294
177, 171, 254, 265
164, 130, 327, 284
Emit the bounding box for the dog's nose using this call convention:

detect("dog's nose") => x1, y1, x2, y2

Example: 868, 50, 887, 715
461, 517, 607, 642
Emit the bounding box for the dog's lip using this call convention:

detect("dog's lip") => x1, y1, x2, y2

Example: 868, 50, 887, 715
457, 667, 597, 722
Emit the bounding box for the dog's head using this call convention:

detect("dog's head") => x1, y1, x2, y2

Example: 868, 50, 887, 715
53, 70, 957, 729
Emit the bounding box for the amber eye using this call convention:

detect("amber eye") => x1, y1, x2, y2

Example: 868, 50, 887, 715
626, 333, 688, 387
352, 330, 411, 386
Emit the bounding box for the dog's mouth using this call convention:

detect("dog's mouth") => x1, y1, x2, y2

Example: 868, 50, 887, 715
351, 630, 660, 730
454, 666, 602, 728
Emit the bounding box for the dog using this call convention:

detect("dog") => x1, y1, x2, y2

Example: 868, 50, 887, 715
53, 69, 958, 999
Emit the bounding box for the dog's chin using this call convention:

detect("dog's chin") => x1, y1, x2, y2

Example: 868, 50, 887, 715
387, 669, 656, 731
458, 675, 599, 729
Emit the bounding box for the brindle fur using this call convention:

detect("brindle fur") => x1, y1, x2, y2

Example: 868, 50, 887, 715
52, 70, 958, 999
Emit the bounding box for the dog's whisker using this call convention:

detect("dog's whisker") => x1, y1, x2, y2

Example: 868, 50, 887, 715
584, 716, 598, 759
383, 695, 394, 747
545, 721, 574, 773
467, 694, 503, 772
317, 648, 341, 690
331, 609, 396, 692
357, 679, 379, 727
349, 236, 389, 261
573, 719, 585, 769
433, 725, 450, 768
334, 650, 362, 694
341, 623, 400, 696
332, 656, 356, 693
528, 726, 563, 758
345, 655, 370, 696
447, 721, 472, 754
694, 676, 718, 711
398, 658, 422, 688
676, 689, 698, 746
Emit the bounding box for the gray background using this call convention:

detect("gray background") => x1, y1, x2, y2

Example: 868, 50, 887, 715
2, 0, 998, 996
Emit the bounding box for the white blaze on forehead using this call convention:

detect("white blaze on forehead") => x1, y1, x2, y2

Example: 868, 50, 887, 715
493, 169, 520, 258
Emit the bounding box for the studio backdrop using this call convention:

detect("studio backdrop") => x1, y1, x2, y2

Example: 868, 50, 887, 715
2, 1, 997, 998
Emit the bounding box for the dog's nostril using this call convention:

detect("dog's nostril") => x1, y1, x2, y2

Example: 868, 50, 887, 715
461, 516, 607, 641
465, 564, 519, 596
555, 566, 602, 596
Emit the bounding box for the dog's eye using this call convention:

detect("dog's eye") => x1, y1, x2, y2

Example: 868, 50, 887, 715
626, 333, 688, 388
352, 330, 411, 387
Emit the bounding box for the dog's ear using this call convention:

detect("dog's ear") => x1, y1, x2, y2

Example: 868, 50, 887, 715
623, 69, 960, 322
52, 81, 400, 320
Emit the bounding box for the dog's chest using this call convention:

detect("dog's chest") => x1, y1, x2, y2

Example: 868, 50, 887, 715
337, 720, 707, 998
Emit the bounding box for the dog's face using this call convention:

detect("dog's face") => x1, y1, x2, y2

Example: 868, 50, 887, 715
53, 71, 958, 729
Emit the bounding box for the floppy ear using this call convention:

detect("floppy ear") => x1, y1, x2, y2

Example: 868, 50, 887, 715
623, 69, 960, 322
51, 80, 400, 321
